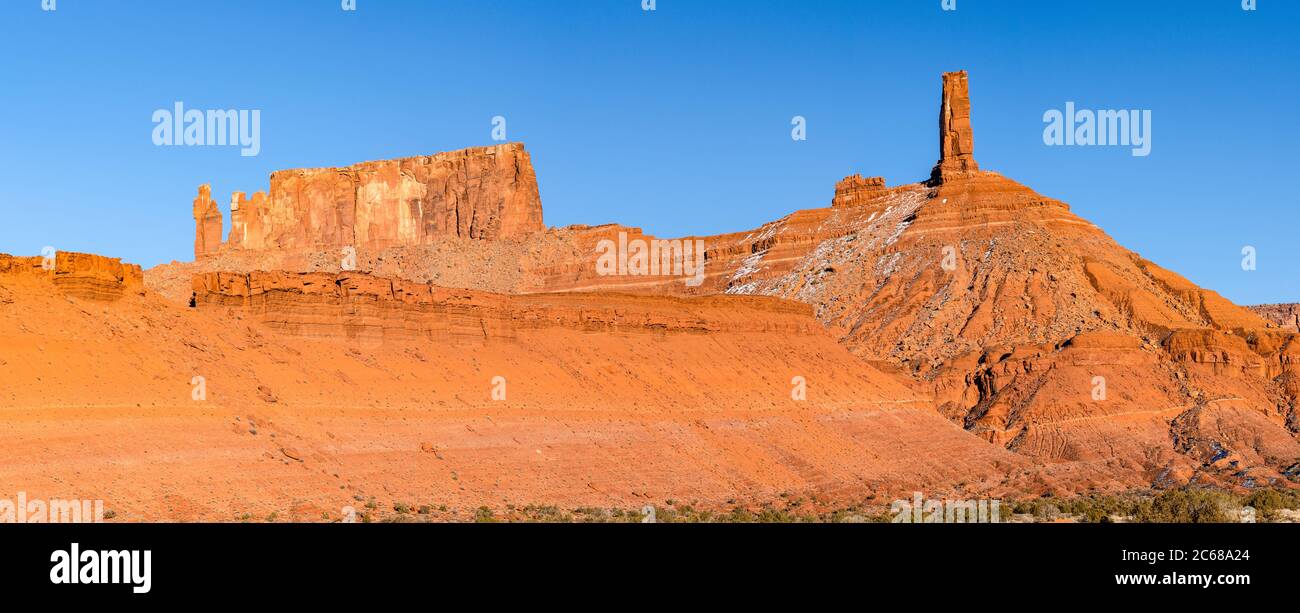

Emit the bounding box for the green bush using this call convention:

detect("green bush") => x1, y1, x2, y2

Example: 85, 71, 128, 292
1133, 489, 1233, 523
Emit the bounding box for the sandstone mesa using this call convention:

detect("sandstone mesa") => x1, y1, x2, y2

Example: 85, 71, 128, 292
193, 142, 543, 259
3, 71, 1297, 521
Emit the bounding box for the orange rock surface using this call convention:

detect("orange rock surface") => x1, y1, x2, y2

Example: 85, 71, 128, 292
192, 143, 543, 259
932, 70, 979, 183
1252, 303, 1300, 333
159, 71, 1300, 496
4, 260, 1050, 520
192, 184, 223, 259
7, 70, 1297, 521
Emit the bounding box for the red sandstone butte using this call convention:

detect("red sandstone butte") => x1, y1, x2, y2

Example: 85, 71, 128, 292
22, 69, 1289, 521
831, 174, 888, 208
192, 142, 544, 259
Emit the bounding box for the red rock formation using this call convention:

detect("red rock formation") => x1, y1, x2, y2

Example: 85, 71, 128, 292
931, 70, 979, 184
194, 270, 840, 342
193, 184, 223, 259
6, 256, 1050, 520
142, 70, 1300, 496
197, 143, 544, 257
1251, 303, 1300, 333
832, 174, 888, 208
510, 72, 1300, 491
0, 251, 143, 301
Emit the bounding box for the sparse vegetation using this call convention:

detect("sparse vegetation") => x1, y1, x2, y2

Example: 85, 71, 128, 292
1132, 488, 1233, 523
1242, 488, 1300, 521
279, 487, 1300, 524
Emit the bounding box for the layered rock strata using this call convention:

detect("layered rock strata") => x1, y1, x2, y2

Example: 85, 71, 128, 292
192, 143, 544, 259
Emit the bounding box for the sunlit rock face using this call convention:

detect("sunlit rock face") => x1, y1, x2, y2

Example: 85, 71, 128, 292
932, 70, 979, 184
194, 142, 544, 259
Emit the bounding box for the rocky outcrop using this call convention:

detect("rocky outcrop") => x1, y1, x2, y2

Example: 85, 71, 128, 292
193, 143, 544, 260
0, 252, 143, 301
1252, 303, 1300, 333
831, 174, 888, 208
145, 70, 1300, 495
931, 70, 979, 184
192, 270, 827, 341
193, 184, 223, 259
516, 72, 1300, 491
1, 259, 1040, 521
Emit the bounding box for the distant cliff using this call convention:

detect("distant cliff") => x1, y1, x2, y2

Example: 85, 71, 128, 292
193, 143, 544, 259
1250, 303, 1300, 333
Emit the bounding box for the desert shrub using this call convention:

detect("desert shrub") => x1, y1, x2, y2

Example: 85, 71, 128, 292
1065, 495, 1137, 523
1241, 488, 1300, 520
1133, 489, 1232, 523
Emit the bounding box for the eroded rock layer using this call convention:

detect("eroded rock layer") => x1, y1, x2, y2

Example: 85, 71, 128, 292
0, 252, 143, 301
193, 270, 829, 342
140, 70, 1300, 499
6, 258, 1061, 520
1252, 303, 1300, 333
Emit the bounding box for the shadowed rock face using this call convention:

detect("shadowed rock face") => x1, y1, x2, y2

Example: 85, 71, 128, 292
193, 143, 544, 259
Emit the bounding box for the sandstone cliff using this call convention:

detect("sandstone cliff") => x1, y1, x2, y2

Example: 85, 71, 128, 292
0, 251, 143, 301
193, 143, 544, 259
1252, 303, 1300, 333
140, 70, 1300, 497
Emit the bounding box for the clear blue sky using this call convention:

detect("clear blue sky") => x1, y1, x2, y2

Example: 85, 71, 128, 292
0, 0, 1295, 304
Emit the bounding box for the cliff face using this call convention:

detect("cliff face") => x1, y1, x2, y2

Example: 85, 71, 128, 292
192, 270, 830, 342
138, 70, 1300, 498
0, 252, 143, 301
195, 143, 544, 259
831, 174, 888, 208
1252, 304, 1300, 333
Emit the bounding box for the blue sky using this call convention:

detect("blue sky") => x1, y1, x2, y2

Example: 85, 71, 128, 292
0, 0, 1295, 304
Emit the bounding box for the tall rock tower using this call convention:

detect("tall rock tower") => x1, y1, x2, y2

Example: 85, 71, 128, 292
192, 184, 224, 259
931, 70, 979, 184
